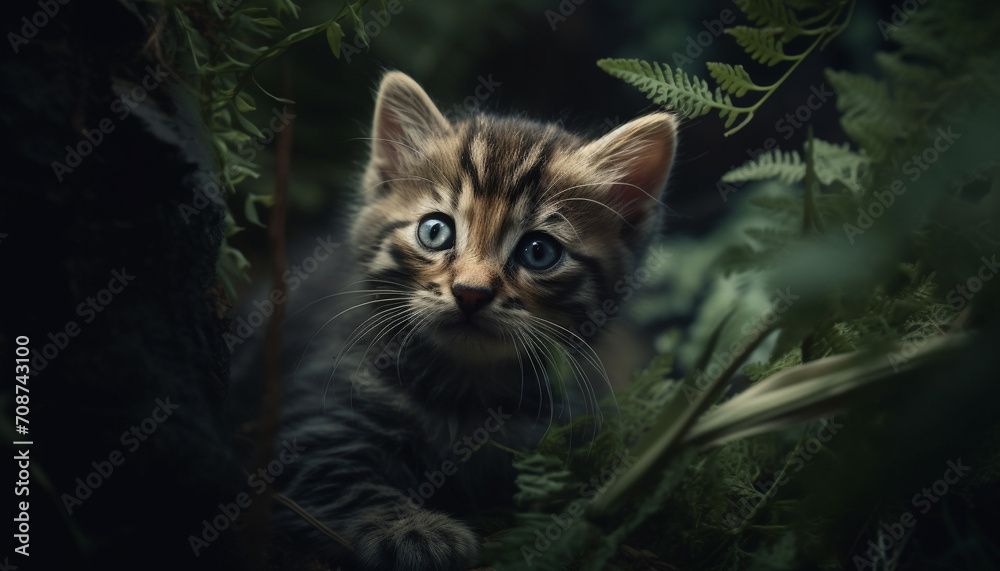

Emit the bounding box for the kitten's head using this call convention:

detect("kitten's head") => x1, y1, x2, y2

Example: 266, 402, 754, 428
352, 72, 676, 362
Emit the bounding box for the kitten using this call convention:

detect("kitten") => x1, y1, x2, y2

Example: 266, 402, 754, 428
272, 71, 677, 570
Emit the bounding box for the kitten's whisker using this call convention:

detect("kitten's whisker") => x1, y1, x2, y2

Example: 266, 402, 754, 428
334, 303, 413, 375
509, 328, 544, 427
539, 163, 576, 199
294, 296, 409, 385
552, 197, 635, 228
528, 321, 605, 456
521, 326, 574, 452
359, 277, 415, 291
395, 311, 436, 383
356, 137, 451, 189
527, 321, 606, 423
527, 317, 606, 376
318, 301, 411, 410
528, 316, 624, 446
526, 324, 603, 454
320, 302, 409, 388
530, 321, 603, 403
542, 332, 603, 448
545, 210, 582, 244
365, 176, 438, 194
324, 305, 412, 413
549, 179, 669, 208
353, 308, 425, 384
289, 289, 407, 320
498, 325, 528, 411
516, 328, 555, 437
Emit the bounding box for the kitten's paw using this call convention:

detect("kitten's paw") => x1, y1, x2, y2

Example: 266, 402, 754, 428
353, 510, 481, 571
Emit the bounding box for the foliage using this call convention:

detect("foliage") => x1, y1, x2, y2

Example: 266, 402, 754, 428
598, 0, 855, 135
164, 0, 386, 298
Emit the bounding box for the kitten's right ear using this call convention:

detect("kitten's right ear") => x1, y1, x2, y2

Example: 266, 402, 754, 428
369, 72, 450, 177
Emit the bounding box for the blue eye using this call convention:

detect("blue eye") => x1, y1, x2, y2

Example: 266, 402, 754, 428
516, 233, 563, 271
417, 214, 455, 251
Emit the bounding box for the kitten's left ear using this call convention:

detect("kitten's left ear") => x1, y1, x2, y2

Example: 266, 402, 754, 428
581, 113, 678, 231
369, 71, 450, 177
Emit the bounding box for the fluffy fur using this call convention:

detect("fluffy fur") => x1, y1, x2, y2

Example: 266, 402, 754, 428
272, 71, 677, 570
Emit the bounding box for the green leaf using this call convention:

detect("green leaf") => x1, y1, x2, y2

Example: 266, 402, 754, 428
726, 26, 791, 66
706, 62, 766, 97
326, 21, 344, 58
825, 69, 908, 161
251, 75, 296, 105
235, 92, 256, 112
244, 193, 275, 228
723, 149, 805, 184
597, 58, 746, 127
347, 2, 368, 48
722, 139, 868, 189
735, 0, 799, 30
250, 16, 284, 30
233, 107, 263, 138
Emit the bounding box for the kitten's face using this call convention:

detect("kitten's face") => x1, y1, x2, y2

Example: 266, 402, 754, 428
352, 72, 676, 361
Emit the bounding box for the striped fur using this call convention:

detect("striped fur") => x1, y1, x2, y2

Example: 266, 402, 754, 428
274, 72, 677, 570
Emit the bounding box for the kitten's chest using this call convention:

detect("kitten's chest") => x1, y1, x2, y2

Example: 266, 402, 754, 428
409, 409, 540, 513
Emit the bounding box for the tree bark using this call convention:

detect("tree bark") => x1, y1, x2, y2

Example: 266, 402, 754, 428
1, 1, 246, 568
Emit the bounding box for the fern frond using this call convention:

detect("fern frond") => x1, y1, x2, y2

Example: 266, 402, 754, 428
723, 150, 804, 184
721, 139, 866, 191
825, 69, 909, 161
735, 0, 799, 30
811, 139, 868, 190
706, 63, 768, 96
726, 26, 793, 66
874, 52, 945, 89
597, 59, 748, 127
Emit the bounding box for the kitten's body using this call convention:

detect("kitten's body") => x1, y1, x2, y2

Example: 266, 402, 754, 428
269, 72, 677, 570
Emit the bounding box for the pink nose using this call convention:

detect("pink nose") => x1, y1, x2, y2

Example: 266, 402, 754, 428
451, 284, 494, 314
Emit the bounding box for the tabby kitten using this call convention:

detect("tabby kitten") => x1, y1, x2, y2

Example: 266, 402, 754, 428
274, 71, 676, 570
